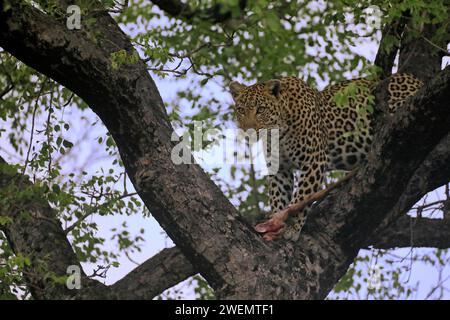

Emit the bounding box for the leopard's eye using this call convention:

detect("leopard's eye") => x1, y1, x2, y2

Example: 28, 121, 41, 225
236, 107, 245, 114
256, 107, 266, 114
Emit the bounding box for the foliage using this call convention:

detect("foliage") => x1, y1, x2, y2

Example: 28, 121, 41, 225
0, 51, 145, 296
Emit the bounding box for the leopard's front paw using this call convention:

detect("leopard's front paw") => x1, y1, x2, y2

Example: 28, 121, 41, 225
282, 224, 301, 242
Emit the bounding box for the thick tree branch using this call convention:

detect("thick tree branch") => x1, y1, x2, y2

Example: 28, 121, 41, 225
399, 22, 447, 82
370, 215, 450, 250
376, 132, 450, 234
374, 16, 408, 79
0, 155, 196, 299
372, 17, 408, 117
150, 0, 247, 24
0, 156, 104, 299
111, 246, 195, 299
0, 0, 262, 298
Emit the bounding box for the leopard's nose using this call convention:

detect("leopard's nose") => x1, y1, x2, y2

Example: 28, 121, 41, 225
240, 118, 257, 131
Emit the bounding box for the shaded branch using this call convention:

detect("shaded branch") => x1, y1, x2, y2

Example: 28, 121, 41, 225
370, 215, 450, 250
0, 156, 102, 299
0, 156, 196, 299
0, 83, 14, 99
111, 246, 195, 300
376, 132, 450, 233
372, 18, 407, 117
374, 15, 408, 79
399, 22, 447, 82
150, 0, 247, 24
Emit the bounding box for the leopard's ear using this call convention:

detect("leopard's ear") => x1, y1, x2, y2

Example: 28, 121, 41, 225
229, 81, 246, 98
265, 79, 282, 98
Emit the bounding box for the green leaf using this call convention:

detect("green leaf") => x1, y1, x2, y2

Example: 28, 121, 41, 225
62, 139, 73, 148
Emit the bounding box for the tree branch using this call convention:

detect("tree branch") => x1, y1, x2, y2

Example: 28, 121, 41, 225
370, 215, 450, 250
374, 15, 408, 79
111, 246, 195, 300
372, 17, 408, 117
0, 156, 196, 299
150, 0, 247, 24
376, 132, 450, 234
399, 22, 447, 82
0, 156, 103, 299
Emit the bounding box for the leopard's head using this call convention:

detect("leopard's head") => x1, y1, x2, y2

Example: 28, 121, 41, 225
229, 79, 283, 131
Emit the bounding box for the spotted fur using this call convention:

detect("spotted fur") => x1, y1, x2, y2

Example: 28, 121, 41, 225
230, 73, 422, 241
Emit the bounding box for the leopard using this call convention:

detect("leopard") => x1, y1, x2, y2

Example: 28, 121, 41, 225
229, 73, 422, 241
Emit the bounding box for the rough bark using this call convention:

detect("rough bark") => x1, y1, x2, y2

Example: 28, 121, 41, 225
371, 215, 450, 250
375, 132, 450, 235
399, 22, 446, 82
111, 246, 195, 300
0, 1, 450, 300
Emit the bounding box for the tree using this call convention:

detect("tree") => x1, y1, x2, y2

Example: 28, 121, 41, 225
0, 0, 449, 300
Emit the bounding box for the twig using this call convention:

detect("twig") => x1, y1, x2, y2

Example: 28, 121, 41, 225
22, 78, 48, 175
421, 35, 450, 55
88, 265, 110, 279
0, 84, 14, 99
64, 192, 138, 234
412, 199, 445, 212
